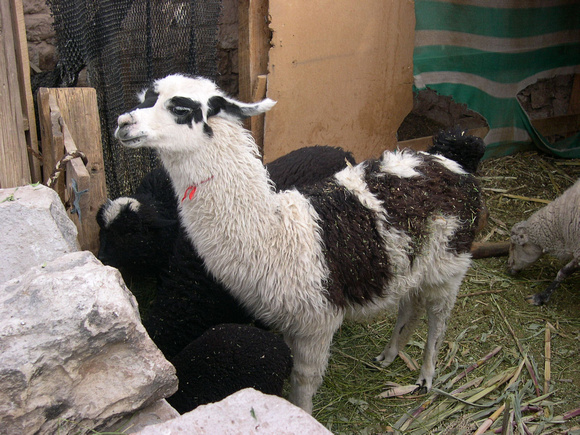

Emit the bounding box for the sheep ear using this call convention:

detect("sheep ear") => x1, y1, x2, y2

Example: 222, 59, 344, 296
207, 95, 276, 120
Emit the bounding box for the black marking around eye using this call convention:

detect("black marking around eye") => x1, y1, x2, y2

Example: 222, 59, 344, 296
135, 88, 159, 109
207, 96, 245, 119
168, 97, 204, 128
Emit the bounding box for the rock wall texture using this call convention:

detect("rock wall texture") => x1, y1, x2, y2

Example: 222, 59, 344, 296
0, 185, 80, 283
0, 251, 178, 434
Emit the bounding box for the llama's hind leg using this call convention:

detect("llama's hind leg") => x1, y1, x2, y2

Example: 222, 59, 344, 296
285, 326, 337, 414
374, 293, 426, 367
415, 280, 461, 392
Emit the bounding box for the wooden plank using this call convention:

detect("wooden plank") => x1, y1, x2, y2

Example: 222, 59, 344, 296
250, 74, 268, 152
49, 88, 107, 255
238, 0, 270, 151
61, 117, 92, 252
38, 89, 66, 198
264, 0, 415, 163
568, 74, 580, 115
38, 88, 107, 255
0, 0, 31, 188
531, 113, 580, 137
397, 126, 490, 151
238, 0, 270, 102
9, 0, 42, 182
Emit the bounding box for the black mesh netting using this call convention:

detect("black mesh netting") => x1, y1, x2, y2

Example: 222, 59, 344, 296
44, 0, 221, 198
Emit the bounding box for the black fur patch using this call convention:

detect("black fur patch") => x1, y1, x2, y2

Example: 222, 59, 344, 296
429, 128, 485, 174
167, 96, 204, 128
136, 88, 159, 109
364, 153, 482, 260
300, 151, 482, 309
207, 96, 245, 119
299, 179, 393, 309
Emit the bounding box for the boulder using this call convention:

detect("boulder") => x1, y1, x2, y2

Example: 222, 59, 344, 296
0, 185, 80, 283
0, 251, 178, 434
107, 400, 180, 434
134, 388, 332, 434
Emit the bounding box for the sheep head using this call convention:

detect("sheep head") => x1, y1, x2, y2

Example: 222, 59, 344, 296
507, 221, 543, 274
115, 74, 276, 152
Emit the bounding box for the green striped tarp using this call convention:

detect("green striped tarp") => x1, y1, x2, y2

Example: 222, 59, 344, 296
413, 0, 580, 158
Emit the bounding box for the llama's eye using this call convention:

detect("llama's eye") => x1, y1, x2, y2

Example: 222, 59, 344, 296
170, 106, 192, 117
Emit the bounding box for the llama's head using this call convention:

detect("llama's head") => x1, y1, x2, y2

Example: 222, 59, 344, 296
115, 74, 276, 152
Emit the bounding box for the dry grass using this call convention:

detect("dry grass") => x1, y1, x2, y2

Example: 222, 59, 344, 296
313, 151, 580, 434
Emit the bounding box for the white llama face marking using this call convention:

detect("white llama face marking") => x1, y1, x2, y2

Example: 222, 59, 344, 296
115, 74, 276, 153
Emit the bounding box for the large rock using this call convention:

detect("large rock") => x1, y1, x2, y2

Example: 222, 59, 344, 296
106, 400, 180, 434
135, 388, 332, 434
0, 185, 80, 283
0, 251, 178, 434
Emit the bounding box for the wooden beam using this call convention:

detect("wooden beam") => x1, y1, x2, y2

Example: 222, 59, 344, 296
61, 115, 92, 252
0, 0, 31, 188
531, 113, 580, 137
239, 0, 270, 151
250, 74, 268, 154
10, 0, 42, 182
38, 88, 107, 255
397, 126, 490, 152
38, 88, 66, 197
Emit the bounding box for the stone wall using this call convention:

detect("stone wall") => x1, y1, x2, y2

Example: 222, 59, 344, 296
22, 0, 240, 95
23, 0, 57, 71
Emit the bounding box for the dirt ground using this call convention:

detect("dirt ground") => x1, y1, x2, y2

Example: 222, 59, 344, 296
313, 150, 580, 434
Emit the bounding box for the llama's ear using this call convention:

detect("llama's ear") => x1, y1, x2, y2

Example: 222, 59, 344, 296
207, 95, 276, 120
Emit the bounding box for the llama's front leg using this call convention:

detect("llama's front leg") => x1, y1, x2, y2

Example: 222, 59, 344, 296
374, 293, 425, 366
416, 284, 459, 392
285, 327, 336, 414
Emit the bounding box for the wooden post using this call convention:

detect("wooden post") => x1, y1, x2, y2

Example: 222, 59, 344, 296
10, 0, 42, 183
0, 0, 31, 188
38, 88, 108, 255
38, 88, 66, 198
238, 0, 270, 152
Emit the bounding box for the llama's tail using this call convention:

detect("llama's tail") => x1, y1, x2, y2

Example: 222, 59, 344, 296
427, 127, 485, 174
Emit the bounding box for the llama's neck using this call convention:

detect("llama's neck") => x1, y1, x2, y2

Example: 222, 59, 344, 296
158, 120, 280, 281
158, 119, 331, 325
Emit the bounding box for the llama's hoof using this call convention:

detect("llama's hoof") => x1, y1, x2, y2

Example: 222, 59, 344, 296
412, 381, 428, 395
525, 293, 547, 306
373, 353, 396, 368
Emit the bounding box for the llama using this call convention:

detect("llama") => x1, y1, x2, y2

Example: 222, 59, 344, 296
115, 74, 483, 413
96, 146, 355, 282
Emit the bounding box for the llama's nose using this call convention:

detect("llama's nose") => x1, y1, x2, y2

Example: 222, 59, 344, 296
117, 112, 135, 129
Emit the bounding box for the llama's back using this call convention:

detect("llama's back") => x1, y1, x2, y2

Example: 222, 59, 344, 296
298, 149, 481, 313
